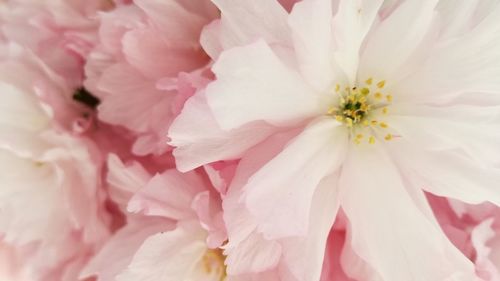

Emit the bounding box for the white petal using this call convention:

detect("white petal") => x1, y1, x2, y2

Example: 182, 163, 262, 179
281, 173, 340, 281
207, 40, 322, 130
209, 0, 291, 58
393, 4, 500, 102
224, 230, 282, 275
341, 230, 384, 281
389, 105, 500, 165
333, 0, 384, 84
223, 133, 298, 275
359, 0, 438, 80
390, 142, 500, 207
288, 0, 337, 91
471, 218, 500, 280
436, 1, 479, 40
127, 170, 205, 220
106, 154, 151, 210
200, 20, 224, 60
80, 216, 174, 281
0, 81, 50, 155
116, 221, 207, 281
168, 92, 275, 172
244, 118, 347, 239
134, 0, 213, 43
339, 145, 477, 281
0, 149, 63, 245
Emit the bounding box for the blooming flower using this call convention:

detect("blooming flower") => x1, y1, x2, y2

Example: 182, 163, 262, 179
0, 45, 110, 281
0, 0, 112, 87
169, 0, 500, 280
84, 153, 232, 281
84, 0, 218, 156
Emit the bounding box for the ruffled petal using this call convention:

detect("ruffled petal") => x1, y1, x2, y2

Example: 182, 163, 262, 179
288, 0, 337, 91
207, 40, 322, 130
205, 0, 291, 59
359, 0, 438, 80
168, 92, 275, 172
339, 144, 477, 281
280, 173, 340, 281
116, 221, 207, 281
390, 142, 500, 207
333, 0, 384, 83
393, 4, 500, 103
80, 216, 174, 281
244, 118, 347, 239
127, 170, 206, 220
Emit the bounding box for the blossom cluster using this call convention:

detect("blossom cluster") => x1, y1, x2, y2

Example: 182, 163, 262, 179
1, 0, 500, 280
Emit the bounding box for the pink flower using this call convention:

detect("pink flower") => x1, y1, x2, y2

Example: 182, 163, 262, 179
0, 46, 111, 281
0, 0, 112, 87
169, 0, 500, 280
436, 200, 500, 281
83, 151, 234, 280
84, 0, 218, 156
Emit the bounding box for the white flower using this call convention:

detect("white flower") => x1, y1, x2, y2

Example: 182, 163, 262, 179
169, 0, 500, 280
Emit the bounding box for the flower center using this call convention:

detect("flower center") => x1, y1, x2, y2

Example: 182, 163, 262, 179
202, 248, 227, 281
327, 78, 394, 144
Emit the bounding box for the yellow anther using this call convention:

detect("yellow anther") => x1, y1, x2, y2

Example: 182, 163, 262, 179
385, 134, 393, 141
329, 80, 393, 140
354, 139, 361, 145
345, 118, 353, 127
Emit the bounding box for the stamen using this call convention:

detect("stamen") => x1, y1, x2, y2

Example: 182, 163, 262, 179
202, 249, 227, 281
327, 78, 395, 144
